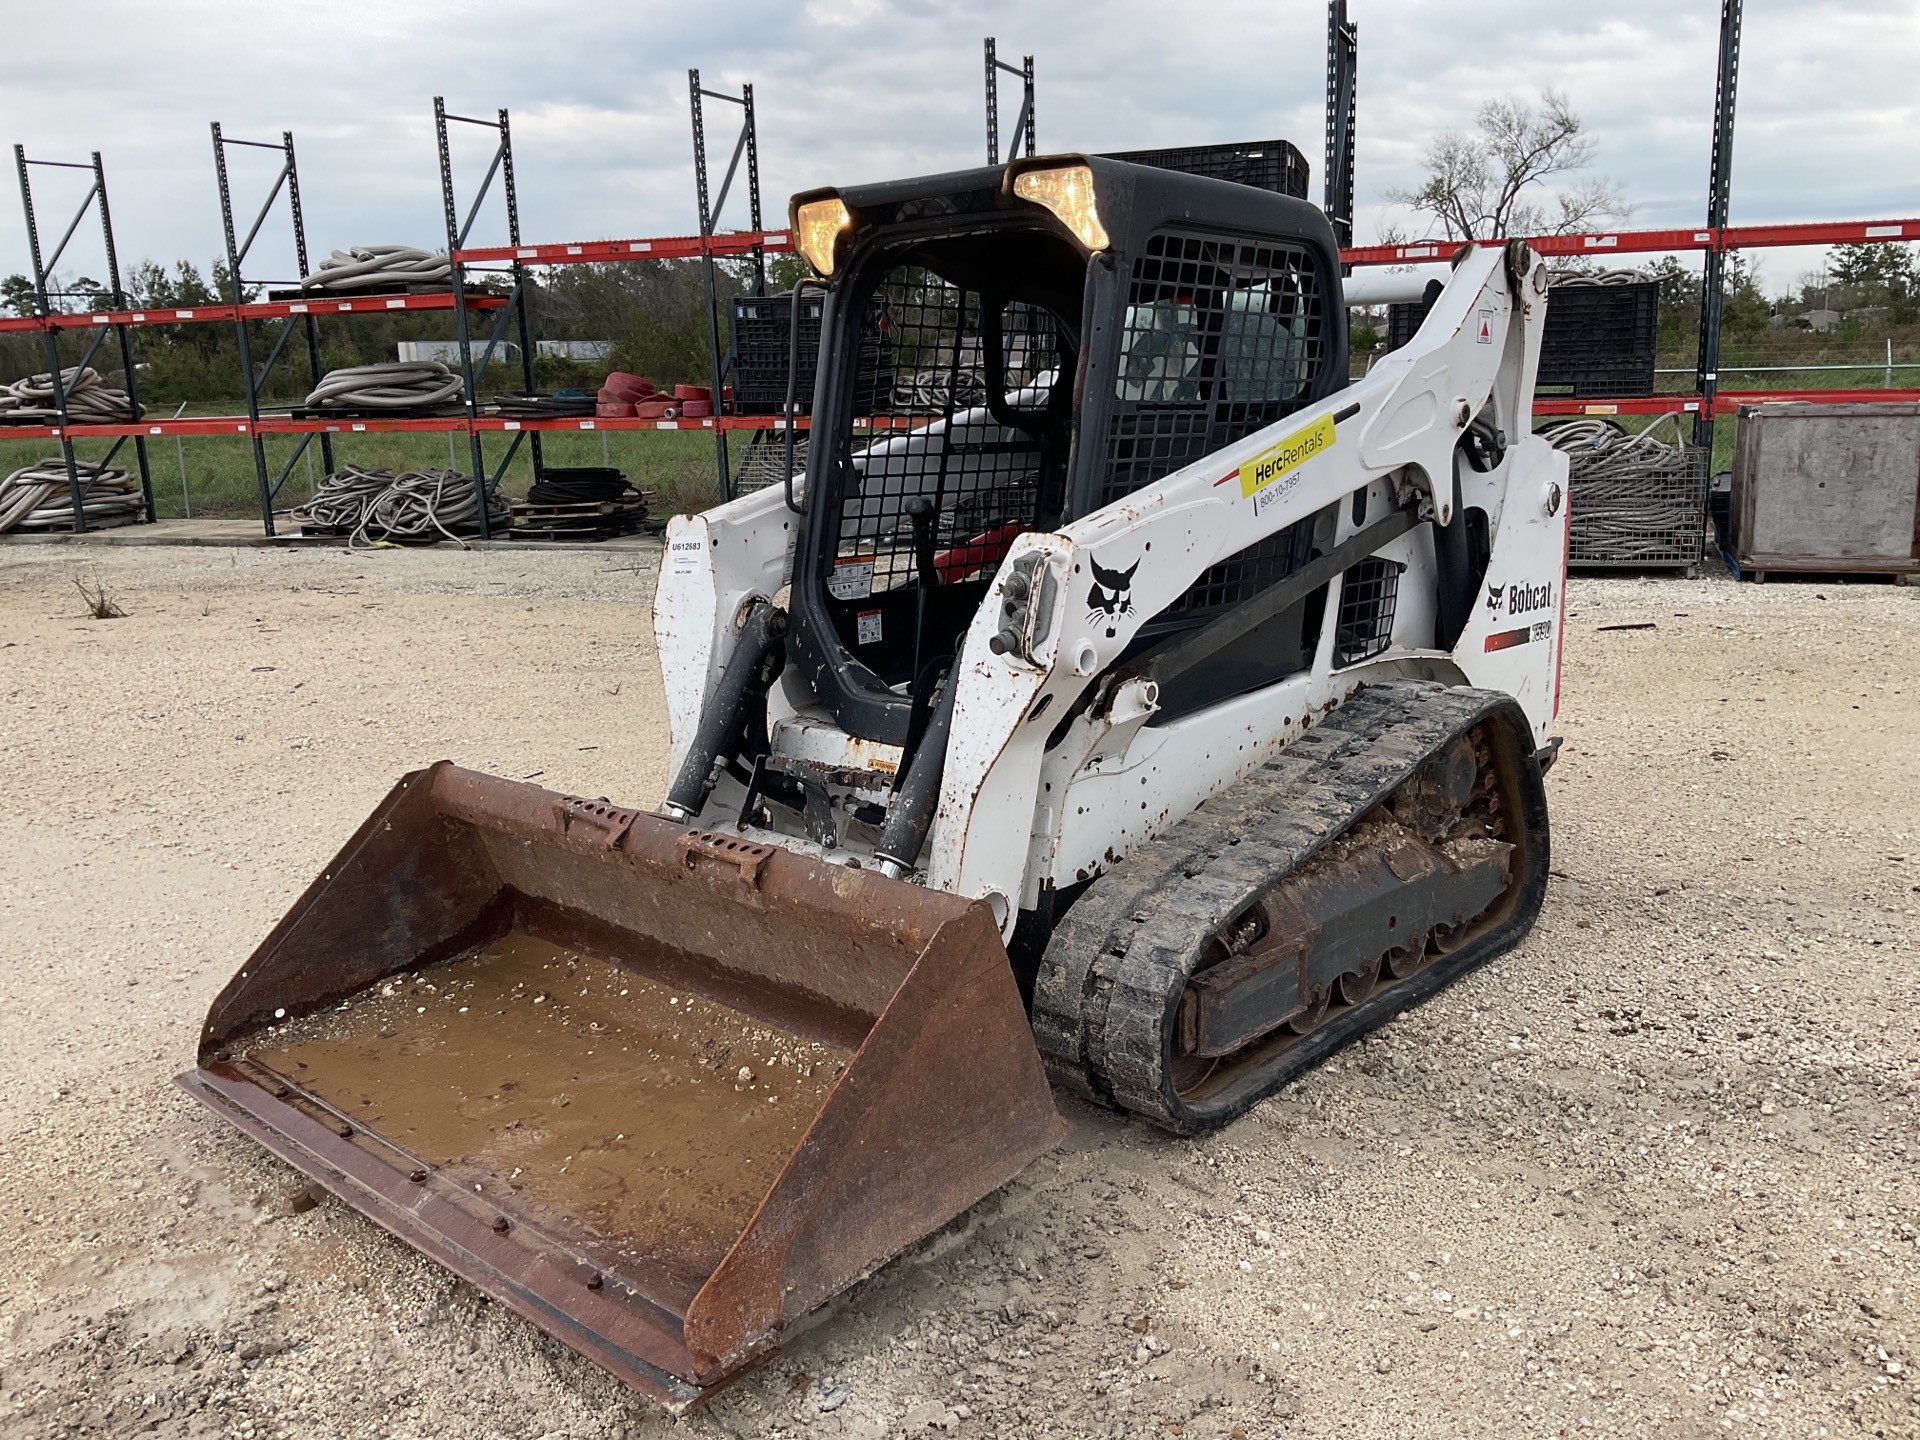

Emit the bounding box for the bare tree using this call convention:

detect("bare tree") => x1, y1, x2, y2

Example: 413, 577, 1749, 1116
1386, 90, 1628, 240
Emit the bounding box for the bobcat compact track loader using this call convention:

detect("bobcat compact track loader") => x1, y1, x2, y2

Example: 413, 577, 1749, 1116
179, 151, 1567, 1410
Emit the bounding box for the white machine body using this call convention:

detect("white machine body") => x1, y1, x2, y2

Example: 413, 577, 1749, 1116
655, 245, 1568, 936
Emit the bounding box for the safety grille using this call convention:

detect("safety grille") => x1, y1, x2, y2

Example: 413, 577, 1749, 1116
831, 268, 1060, 592
1100, 230, 1324, 506
1160, 516, 1317, 621
1335, 556, 1401, 665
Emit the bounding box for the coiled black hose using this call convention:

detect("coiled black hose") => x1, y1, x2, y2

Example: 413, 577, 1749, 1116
492, 393, 596, 419
526, 468, 638, 506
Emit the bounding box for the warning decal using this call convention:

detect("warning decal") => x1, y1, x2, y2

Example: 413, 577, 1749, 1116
1476, 308, 1493, 344
829, 558, 875, 600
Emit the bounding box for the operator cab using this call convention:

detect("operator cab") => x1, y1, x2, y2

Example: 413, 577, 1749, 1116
786, 154, 1349, 746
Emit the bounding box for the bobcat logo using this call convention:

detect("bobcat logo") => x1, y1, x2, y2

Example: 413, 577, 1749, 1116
1088, 555, 1139, 620
1484, 582, 1507, 614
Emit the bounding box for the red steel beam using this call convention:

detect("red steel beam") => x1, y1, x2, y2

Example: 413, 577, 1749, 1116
15, 392, 1917, 445
9, 291, 508, 334
1341, 217, 1920, 268
1532, 388, 1920, 417
453, 230, 793, 267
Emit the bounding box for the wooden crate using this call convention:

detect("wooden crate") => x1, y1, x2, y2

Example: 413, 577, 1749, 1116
1731, 403, 1920, 577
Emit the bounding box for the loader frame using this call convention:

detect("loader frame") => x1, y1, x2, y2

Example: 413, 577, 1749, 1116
655, 161, 1567, 939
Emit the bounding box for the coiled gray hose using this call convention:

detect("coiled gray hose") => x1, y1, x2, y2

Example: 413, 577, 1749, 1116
286, 463, 393, 533
287, 464, 507, 548
1543, 412, 1706, 564
304, 362, 465, 412
0, 367, 141, 423
1548, 267, 1650, 288
0, 458, 141, 533
300, 245, 452, 292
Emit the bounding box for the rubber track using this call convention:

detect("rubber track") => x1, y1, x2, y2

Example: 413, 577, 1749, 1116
1031, 681, 1550, 1134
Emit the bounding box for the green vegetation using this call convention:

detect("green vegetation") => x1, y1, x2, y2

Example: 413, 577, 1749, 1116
0, 418, 730, 520
73, 571, 126, 619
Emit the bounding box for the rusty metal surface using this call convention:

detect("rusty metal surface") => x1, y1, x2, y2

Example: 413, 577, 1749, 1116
177, 762, 1064, 1408
1184, 824, 1512, 1058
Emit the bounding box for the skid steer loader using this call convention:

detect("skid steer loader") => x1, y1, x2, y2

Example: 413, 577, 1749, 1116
179, 151, 1566, 1409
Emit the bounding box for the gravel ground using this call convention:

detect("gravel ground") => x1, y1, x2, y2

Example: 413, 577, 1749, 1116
1, 543, 1915, 1440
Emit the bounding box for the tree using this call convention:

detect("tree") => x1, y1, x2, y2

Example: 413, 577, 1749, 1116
2, 274, 37, 317
1386, 90, 1628, 241
1828, 242, 1915, 299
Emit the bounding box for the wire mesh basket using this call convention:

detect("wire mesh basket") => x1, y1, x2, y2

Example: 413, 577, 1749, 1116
1545, 414, 1709, 570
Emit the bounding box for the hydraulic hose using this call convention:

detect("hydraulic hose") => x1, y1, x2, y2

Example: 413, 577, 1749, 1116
300, 245, 452, 292
1432, 463, 1474, 652
873, 665, 958, 878
658, 599, 790, 822
304, 362, 465, 412
526, 468, 639, 506
492, 393, 596, 419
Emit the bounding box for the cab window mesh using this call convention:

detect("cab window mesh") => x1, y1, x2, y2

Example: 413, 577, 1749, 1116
831, 269, 1061, 593
1102, 231, 1324, 506
1102, 231, 1326, 624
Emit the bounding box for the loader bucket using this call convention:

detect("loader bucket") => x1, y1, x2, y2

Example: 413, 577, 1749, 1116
175, 763, 1063, 1409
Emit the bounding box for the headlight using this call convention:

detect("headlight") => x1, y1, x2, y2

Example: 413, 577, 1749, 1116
1011, 165, 1109, 252
794, 198, 853, 276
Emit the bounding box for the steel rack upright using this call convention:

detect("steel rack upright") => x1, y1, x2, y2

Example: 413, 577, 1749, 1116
689, 69, 766, 503
435, 97, 543, 539
1324, 1, 1358, 249
212, 124, 341, 536
1694, 0, 1743, 451
983, 38, 1036, 164
11, 145, 154, 531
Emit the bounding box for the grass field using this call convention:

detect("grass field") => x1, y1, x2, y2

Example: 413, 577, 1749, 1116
0, 416, 735, 521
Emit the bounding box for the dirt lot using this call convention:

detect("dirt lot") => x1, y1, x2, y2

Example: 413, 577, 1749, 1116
1, 543, 1915, 1440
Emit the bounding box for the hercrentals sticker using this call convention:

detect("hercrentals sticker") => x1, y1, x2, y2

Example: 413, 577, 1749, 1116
1237, 412, 1337, 500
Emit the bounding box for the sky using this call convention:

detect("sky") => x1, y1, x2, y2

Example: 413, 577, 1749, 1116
2, 0, 1916, 298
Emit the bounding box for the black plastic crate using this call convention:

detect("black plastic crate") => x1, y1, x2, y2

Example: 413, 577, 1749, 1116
1537, 278, 1659, 398
730, 293, 891, 415
1103, 139, 1309, 200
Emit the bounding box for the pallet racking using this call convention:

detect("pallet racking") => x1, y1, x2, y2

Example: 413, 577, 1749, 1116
4, 3, 1915, 541
8, 144, 155, 531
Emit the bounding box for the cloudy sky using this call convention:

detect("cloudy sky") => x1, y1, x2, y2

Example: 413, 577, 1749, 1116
2, 0, 1915, 296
